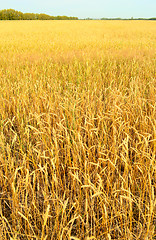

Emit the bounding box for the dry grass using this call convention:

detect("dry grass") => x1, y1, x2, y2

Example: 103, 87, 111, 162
0, 20, 156, 239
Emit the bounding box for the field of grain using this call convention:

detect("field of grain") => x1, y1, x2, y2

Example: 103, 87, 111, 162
0, 20, 156, 239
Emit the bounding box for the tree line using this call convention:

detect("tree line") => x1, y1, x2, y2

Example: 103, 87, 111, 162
0, 9, 78, 20
0, 9, 155, 21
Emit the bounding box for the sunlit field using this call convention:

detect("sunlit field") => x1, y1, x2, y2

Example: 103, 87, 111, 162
0, 20, 156, 239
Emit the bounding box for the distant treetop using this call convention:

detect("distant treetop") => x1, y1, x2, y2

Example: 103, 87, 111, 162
0, 9, 78, 20
0, 9, 155, 21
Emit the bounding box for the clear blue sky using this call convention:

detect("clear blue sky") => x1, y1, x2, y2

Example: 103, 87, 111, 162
1, 0, 156, 18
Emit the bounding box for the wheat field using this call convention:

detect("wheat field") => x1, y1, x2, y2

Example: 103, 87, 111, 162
0, 20, 156, 239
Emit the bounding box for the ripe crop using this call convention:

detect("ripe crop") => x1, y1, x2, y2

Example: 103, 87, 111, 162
0, 20, 155, 239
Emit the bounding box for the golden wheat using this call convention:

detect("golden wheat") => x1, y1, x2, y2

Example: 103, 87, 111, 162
0, 20, 156, 239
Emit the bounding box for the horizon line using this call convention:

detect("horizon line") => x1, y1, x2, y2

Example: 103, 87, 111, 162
0, 9, 155, 20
